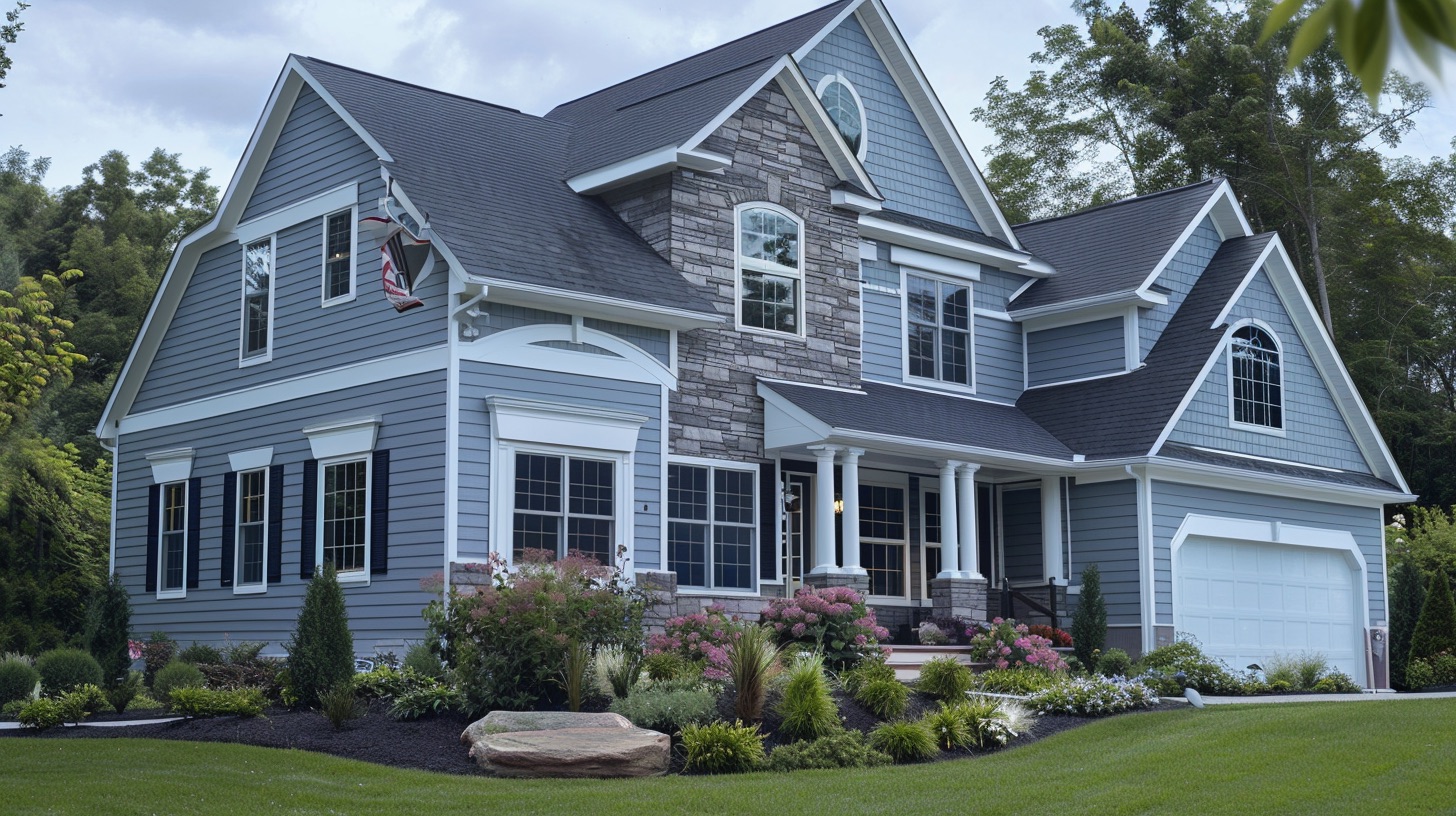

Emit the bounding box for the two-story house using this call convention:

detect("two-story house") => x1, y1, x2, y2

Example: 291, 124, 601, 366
97, 0, 1411, 687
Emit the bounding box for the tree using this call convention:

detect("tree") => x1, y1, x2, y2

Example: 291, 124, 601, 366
1265, 0, 1456, 102
1409, 569, 1456, 665
285, 564, 355, 708
1388, 560, 1427, 689
0, 2, 26, 94
1071, 563, 1108, 669
84, 571, 133, 687
0, 271, 85, 440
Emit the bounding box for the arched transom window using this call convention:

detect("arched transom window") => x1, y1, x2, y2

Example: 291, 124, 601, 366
817, 74, 866, 158
1230, 325, 1282, 429
737, 205, 803, 335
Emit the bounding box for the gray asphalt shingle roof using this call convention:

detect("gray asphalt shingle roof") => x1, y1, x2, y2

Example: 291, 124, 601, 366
1016, 233, 1275, 459
1011, 178, 1222, 312
763, 379, 1075, 460
545, 1, 853, 176
297, 57, 717, 316
1160, 443, 1399, 491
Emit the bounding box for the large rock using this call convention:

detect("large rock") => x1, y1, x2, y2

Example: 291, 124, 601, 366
460, 711, 668, 778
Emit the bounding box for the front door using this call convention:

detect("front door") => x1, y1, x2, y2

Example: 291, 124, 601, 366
781, 472, 812, 591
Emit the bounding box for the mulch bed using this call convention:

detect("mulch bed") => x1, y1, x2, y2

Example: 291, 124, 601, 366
1, 691, 1110, 777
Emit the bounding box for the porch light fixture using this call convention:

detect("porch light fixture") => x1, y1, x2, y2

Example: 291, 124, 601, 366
834, 493, 844, 514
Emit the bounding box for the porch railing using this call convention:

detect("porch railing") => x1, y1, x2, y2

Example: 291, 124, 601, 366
996, 577, 1064, 627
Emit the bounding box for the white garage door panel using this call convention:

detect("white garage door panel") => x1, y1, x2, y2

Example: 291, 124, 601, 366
1175, 537, 1361, 681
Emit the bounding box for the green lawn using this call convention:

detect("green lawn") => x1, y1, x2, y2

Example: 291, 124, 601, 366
2, 700, 1453, 815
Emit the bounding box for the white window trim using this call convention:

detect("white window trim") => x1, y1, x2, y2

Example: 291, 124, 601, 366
321, 205, 358, 307
668, 456, 760, 594
1226, 318, 1287, 437
146, 447, 194, 484
317, 454, 372, 586
494, 443, 633, 568
734, 202, 806, 339
157, 479, 188, 600
234, 466, 270, 595
304, 416, 381, 460
860, 474, 910, 602
814, 71, 869, 161
239, 234, 276, 367
900, 267, 978, 395
919, 484, 941, 602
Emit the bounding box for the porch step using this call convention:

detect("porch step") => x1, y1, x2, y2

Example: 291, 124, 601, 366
883, 645, 985, 682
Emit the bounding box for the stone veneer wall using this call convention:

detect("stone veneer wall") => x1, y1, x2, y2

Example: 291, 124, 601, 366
603, 83, 863, 462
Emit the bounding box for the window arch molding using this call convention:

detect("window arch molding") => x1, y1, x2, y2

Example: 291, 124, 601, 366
814, 72, 868, 161
1226, 318, 1285, 435
734, 202, 805, 338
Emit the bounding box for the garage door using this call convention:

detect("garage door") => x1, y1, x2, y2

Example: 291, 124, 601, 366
1174, 537, 1362, 682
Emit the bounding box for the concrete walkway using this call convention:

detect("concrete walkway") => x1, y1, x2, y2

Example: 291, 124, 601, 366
1201, 691, 1456, 705
0, 716, 182, 730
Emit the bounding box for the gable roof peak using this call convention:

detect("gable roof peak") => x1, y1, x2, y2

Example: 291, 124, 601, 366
292, 55, 526, 117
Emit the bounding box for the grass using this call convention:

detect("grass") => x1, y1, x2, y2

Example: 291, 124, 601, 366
2, 700, 1453, 815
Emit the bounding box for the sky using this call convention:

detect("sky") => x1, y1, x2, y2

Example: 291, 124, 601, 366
2, 0, 1455, 193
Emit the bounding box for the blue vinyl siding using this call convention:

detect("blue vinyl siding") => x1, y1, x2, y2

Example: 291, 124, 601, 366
115, 370, 448, 654
132, 87, 448, 414
1165, 271, 1369, 472
1140, 217, 1222, 359
799, 16, 978, 231
456, 361, 664, 570
860, 249, 901, 384
1000, 485, 1042, 583
975, 269, 1026, 403
1026, 318, 1124, 387
1150, 480, 1386, 624
1068, 479, 1141, 625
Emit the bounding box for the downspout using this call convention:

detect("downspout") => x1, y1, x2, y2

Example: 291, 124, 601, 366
1126, 465, 1156, 655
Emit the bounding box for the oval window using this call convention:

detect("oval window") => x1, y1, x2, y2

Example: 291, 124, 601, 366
818, 77, 864, 156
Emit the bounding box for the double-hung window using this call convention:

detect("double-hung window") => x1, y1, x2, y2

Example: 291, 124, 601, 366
322, 457, 370, 575
159, 481, 188, 595
512, 452, 616, 566
241, 237, 274, 362
235, 468, 268, 590
860, 483, 907, 597
905, 273, 972, 388
1230, 324, 1282, 431
667, 462, 757, 591
737, 204, 804, 335
322, 209, 356, 304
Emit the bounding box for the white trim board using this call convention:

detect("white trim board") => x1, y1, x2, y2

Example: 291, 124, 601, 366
458, 323, 677, 389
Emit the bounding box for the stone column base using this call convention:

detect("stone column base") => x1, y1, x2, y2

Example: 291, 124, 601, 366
804, 571, 871, 597
634, 570, 678, 636
930, 576, 989, 622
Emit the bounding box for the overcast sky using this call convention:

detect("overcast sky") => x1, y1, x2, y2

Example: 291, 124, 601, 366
2, 0, 1454, 193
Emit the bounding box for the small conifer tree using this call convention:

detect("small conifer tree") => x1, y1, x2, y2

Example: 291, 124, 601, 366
1070, 564, 1107, 670
1409, 570, 1456, 666
286, 564, 355, 708
1388, 562, 1426, 689
84, 571, 133, 688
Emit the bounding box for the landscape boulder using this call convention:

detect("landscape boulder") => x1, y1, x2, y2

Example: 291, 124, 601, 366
461, 711, 668, 778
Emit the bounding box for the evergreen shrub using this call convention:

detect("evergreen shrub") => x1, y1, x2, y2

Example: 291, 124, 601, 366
1410, 571, 1456, 665
0, 658, 40, 704
286, 564, 355, 709
1070, 564, 1108, 669
152, 660, 205, 702
35, 648, 103, 694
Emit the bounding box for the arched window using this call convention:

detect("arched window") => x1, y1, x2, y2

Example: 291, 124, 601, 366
736, 204, 803, 335
1230, 325, 1282, 429
816, 74, 866, 158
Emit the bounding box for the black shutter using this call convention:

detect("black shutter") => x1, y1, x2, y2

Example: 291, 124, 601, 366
220, 472, 237, 588
267, 464, 284, 584
759, 462, 777, 582
145, 485, 160, 593
301, 459, 318, 579
370, 449, 390, 576
186, 476, 202, 590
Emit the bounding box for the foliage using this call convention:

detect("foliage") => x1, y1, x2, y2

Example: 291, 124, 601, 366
642, 652, 694, 682
608, 684, 717, 735
764, 730, 892, 771
973, 666, 1062, 695
0, 2, 25, 92
917, 656, 973, 701
1136, 638, 1243, 695
318, 684, 364, 729
425, 551, 648, 715
681, 720, 766, 774
35, 647, 103, 693
82, 571, 132, 687
839, 656, 896, 697
647, 604, 746, 682
854, 677, 909, 720
775, 653, 840, 742
196, 659, 283, 697
352, 665, 417, 700
1311, 671, 1362, 693
922, 703, 975, 750
58, 683, 109, 721
1, 698, 22, 717
1071, 565, 1108, 669
592, 644, 641, 699
916, 621, 950, 645
0, 656, 39, 703
127, 692, 164, 712
1405, 651, 1456, 689
177, 643, 224, 666
105, 671, 141, 714
389, 684, 465, 721
402, 643, 444, 680
1386, 510, 1456, 582
1026, 625, 1073, 648
968, 618, 1068, 672
868, 719, 937, 763
1410, 570, 1456, 664
139, 633, 175, 687
168, 687, 266, 718
0, 271, 85, 439
1095, 648, 1133, 678
152, 660, 205, 702
561, 640, 590, 712
285, 563, 355, 709
1265, 652, 1329, 690
958, 696, 1033, 748
17, 697, 64, 730
1263, 0, 1456, 101
760, 585, 890, 669
1389, 559, 1427, 689
727, 624, 781, 723
1029, 676, 1162, 716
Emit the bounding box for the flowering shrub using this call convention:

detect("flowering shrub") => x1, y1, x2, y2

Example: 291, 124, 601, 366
760, 586, 889, 668
917, 621, 950, 646
646, 605, 745, 682
1026, 625, 1073, 648
1028, 675, 1160, 716
968, 619, 1067, 672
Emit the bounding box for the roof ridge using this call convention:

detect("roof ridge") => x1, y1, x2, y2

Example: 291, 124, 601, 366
547, 0, 850, 114
294, 54, 530, 117
1014, 177, 1225, 229
615, 55, 781, 112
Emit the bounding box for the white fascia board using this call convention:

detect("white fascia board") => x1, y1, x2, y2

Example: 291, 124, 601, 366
791, 0, 865, 60
565, 145, 734, 195
379, 171, 473, 289
769, 61, 883, 199
890, 246, 979, 281
289, 57, 393, 165
850, 0, 1022, 250
1009, 290, 1166, 326
1210, 237, 1280, 328
831, 188, 882, 213
233, 183, 357, 245
1142, 460, 1415, 507
858, 214, 1049, 275
1134, 181, 1253, 298
1018, 302, 1138, 334
466, 275, 723, 330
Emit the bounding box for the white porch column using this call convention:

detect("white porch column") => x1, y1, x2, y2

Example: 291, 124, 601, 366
958, 463, 982, 579
1041, 476, 1065, 582
937, 461, 960, 577
839, 448, 866, 574
808, 445, 840, 575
